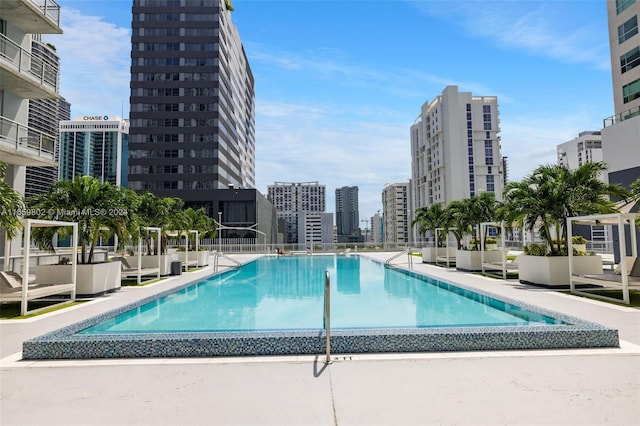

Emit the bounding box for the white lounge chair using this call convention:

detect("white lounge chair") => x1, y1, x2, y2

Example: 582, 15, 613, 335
112, 257, 160, 277
0, 271, 75, 307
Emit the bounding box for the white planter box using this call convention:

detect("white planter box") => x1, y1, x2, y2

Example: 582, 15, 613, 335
35, 262, 122, 297
128, 254, 178, 275
421, 247, 456, 263
518, 255, 603, 287
456, 250, 502, 272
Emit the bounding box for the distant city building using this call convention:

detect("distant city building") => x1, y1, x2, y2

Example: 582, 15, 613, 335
410, 85, 504, 208
267, 182, 327, 244
128, 0, 255, 216
603, 0, 640, 189
382, 183, 410, 244
335, 186, 361, 243
210, 188, 278, 246
370, 211, 383, 244
557, 131, 604, 171
0, 0, 63, 260
59, 116, 129, 186
298, 212, 334, 248
25, 36, 64, 198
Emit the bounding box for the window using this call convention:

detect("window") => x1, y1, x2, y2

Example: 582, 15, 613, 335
486, 175, 495, 192
623, 78, 640, 103
617, 0, 636, 14
621, 46, 640, 73
618, 15, 638, 44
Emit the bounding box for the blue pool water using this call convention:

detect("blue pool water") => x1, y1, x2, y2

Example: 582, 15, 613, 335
79, 255, 563, 335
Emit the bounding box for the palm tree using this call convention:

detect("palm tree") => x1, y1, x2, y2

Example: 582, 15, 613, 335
181, 207, 217, 249
443, 193, 499, 250
0, 161, 24, 239
443, 200, 468, 249
412, 204, 449, 246
502, 162, 629, 256
137, 192, 186, 254
27, 176, 139, 263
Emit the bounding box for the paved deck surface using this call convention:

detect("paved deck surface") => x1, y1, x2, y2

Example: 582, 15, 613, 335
1, 252, 639, 426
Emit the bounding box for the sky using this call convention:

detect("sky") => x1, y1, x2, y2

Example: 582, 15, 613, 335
47, 0, 614, 223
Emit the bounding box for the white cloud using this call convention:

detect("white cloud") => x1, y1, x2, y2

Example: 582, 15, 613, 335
44, 8, 131, 117
412, 1, 610, 71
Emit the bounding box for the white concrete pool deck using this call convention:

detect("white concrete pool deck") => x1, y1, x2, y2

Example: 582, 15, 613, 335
1, 252, 639, 425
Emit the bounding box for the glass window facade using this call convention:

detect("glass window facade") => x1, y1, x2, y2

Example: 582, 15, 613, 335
618, 15, 638, 44
623, 77, 640, 103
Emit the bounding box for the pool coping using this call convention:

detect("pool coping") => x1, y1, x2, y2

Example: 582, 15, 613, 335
22, 256, 620, 360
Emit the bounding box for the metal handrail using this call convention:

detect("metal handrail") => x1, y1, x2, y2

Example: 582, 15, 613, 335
385, 247, 414, 268
323, 270, 331, 364
213, 251, 241, 272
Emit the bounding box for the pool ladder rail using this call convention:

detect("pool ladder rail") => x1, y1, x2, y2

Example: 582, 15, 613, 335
212, 251, 242, 272
384, 248, 414, 269
323, 270, 332, 364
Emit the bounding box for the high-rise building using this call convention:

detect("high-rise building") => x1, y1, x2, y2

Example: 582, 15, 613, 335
59, 116, 129, 186
335, 186, 360, 242
382, 183, 409, 244
0, 0, 63, 259
410, 86, 504, 210
128, 0, 255, 216
25, 36, 68, 198
557, 131, 604, 170
603, 0, 640, 189
267, 182, 326, 244
370, 211, 383, 244
297, 212, 334, 248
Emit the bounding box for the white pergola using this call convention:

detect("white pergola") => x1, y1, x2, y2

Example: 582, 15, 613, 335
135, 227, 161, 284
568, 213, 637, 304
435, 227, 456, 268
480, 221, 511, 280
7, 219, 78, 316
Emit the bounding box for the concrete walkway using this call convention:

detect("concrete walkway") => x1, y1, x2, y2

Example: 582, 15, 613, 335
1, 252, 639, 425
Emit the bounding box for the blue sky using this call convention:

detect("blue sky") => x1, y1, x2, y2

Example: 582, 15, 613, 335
48, 0, 613, 221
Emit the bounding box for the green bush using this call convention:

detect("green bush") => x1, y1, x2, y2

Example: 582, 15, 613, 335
524, 243, 547, 256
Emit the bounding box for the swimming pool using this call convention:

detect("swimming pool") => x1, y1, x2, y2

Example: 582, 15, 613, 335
23, 255, 619, 359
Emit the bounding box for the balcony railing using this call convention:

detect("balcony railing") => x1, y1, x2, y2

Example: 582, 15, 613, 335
31, 0, 61, 26
0, 33, 59, 93
0, 116, 57, 158
603, 106, 640, 128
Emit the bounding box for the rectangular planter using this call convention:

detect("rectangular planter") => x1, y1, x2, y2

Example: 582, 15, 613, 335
518, 255, 603, 287
456, 250, 502, 272
35, 262, 122, 298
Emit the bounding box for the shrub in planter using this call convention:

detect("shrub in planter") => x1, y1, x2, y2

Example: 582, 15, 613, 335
524, 243, 547, 256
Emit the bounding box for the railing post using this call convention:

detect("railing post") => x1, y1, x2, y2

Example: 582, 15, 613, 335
323, 270, 331, 364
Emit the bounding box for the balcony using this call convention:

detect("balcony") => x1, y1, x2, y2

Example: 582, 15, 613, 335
0, 33, 59, 99
0, 116, 58, 167
603, 106, 640, 128
0, 0, 62, 34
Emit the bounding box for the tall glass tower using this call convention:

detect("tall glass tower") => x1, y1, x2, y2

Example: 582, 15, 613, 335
128, 0, 255, 216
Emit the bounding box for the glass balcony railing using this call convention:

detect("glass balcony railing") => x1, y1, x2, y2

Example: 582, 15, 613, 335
603, 106, 640, 128
0, 115, 57, 159
0, 33, 59, 94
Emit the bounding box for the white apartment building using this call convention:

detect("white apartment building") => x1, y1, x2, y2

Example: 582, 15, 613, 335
410, 86, 504, 214
382, 183, 410, 245
603, 0, 640, 189
267, 181, 327, 244
0, 0, 63, 258
369, 211, 383, 244
557, 131, 604, 170
297, 212, 334, 248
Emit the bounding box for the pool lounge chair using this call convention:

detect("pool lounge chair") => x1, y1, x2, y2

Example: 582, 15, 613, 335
0, 271, 75, 303
571, 257, 640, 288
112, 256, 160, 277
